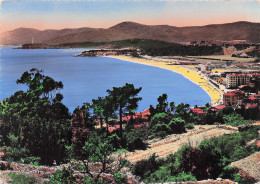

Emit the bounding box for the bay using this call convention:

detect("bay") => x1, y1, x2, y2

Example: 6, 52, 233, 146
0, 47, 211, 112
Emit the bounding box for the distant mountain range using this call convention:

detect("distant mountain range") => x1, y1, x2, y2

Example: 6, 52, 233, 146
1, 21, 260, 45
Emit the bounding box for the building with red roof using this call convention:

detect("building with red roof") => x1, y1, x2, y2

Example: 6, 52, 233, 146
190, 108, 206, 115
210, 105, 227, 112
223, 90, 245, 105
0, 152, 4, 160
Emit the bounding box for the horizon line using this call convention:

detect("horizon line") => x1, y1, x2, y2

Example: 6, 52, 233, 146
3, 20, 259, 33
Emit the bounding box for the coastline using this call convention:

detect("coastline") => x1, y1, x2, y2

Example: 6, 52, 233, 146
107, 55, 223, 105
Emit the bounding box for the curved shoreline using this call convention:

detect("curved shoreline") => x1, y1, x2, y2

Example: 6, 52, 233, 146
107, 55, 223, 105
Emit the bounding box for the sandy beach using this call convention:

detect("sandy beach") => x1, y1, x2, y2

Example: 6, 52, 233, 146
109, 56, 223, 105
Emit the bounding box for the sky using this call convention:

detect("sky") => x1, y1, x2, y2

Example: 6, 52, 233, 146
1, 0, 260, 33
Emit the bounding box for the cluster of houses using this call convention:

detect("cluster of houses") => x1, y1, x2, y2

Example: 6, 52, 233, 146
190, 89, 260, 117
95, 109, 151, 133
210, 71, 260, 93
99, 88, 260, 132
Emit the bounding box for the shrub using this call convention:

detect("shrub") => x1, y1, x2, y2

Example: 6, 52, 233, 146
114, 171, 126, 184
48, 169, 76, 184
73, 163, 85, 172
166, 172, 196, 182
150, 113, 172, 138
22, 157, 40, 166
124, 127, 147, 150
132, 153, 163, 179
169, 117, 185, 133
185, 123, 194, 129
223, 113, 252, 126
83, 177, 104, 184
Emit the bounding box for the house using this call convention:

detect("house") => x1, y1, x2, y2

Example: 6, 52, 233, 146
190, 108, 206, 115
223, 90, 245, 105
210, 105, 227, 112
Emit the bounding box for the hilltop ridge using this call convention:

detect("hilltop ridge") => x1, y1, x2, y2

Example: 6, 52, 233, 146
1, 21, 260, 45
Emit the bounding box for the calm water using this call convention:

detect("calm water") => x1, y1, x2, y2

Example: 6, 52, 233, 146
0, 47, 210, 112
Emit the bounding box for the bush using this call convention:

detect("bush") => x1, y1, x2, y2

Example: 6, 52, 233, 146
223, 113, 252, 126
169, 117, 185, 133
73, 163, 85, 172
185, 123, 194, 129
83, 177, 104, 184
149, 113, 172, 138
114, 149, 128, 153
48, 169, 76, 184
166, 172, 196, 182
124, 127, 147, 150
1, 146, 30, 163
114, 171, 126, 184
132, 153, 163, 179
21, 157, 40, 166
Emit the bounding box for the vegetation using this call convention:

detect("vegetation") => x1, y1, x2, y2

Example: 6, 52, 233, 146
106, 83, 142, 140
143, 44, 223, 56
56, 39, 223, 56
0, 68, 71, 165
48, 169, 76, 184
132, 126, 260, 183
8, 173, 37, 184
1, 68, 260, 183
56, 39, 178, 49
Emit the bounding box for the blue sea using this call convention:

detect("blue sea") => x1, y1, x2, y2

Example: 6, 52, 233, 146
0, 47, 211, 112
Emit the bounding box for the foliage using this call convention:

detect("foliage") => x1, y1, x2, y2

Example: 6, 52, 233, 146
149, 112, 185, 138
185, 123, 194, 129
222, 106, 234, 115
149, 113, 172, 138
48, 169, 76, 184
106, 83, 142, 139
169, 117, 185, 133
233, 44, 251, 50
64, 144, 76, 163
144, 44, 222, 56
124, 127, 148, 150
73, 163, 86, 172
82, 177, 104, 184
82, 132, 114, 179
203, 111, 223, 125
8, 173, 37, 184
0, 68, 71, 165
114, 171, 126, 184
21, 157, 41, 166
92, 95, 115, 132
132, 127, 260, 182
114, 149, 128, 153
56, 39, 178, 50
223, 112, 252, 126
132, 153, 163, 180
149, 94, 175, 118
247, 50, 260, 58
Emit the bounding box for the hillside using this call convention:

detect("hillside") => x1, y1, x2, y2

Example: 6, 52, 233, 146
1, 21, 260, 45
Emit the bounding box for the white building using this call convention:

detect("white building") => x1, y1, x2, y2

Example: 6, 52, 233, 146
226, 74, 250, 89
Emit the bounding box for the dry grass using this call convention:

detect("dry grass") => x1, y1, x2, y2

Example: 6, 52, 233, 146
230, 152, 260, 181
122, 125, 236, 164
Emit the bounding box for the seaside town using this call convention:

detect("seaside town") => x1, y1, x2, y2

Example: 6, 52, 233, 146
1, 37, 260, 183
